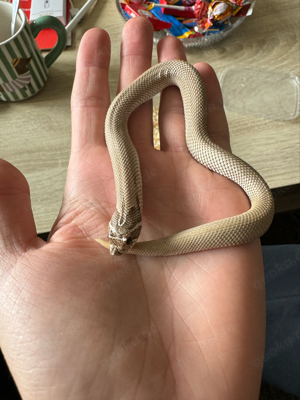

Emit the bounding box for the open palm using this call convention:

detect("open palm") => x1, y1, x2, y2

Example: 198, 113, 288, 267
0, 18, 265, 400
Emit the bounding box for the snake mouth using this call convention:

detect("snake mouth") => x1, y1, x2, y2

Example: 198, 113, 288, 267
108, 232, 136, 255
107, 222, 142, 255
110, 246, 123, 256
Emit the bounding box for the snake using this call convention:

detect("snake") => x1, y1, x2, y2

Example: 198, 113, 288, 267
95, 60, 274, 256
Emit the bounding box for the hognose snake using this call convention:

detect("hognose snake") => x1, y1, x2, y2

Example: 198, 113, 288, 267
95, 60, 274, 256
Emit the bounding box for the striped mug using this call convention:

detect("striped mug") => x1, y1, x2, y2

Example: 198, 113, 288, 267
0, 2, 67, 101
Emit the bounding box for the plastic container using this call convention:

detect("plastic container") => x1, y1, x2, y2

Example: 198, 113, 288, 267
218, 67, 300, 120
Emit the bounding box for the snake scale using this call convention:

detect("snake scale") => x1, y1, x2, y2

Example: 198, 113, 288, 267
95, 60, 274, 256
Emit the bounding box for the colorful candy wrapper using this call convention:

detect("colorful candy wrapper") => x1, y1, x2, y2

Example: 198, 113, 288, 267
195, 17, 228, 33
121, 2, 172, 30
122, 8, 132, 19
163, 0, 196, 5
157, 0, 195, 17
193, 0, 209, 19
182, 18, 198, 27
194, 0, 254, 33
148, 0, 210, 20
208, 1, 234, 23
228, 0, 244, 5
189, 30, 204, 37
123, 0, 143, 3
207, 22, 226, 33
150, 4, 193, 38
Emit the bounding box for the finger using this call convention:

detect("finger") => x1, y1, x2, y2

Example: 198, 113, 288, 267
71, 28, 111, 152
0, 160, 38, 257
118, 17, 154, 147
157, 36, 187, 152
194, 62, 231, 152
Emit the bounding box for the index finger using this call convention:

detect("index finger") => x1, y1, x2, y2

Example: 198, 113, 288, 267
71, 28, 111, 151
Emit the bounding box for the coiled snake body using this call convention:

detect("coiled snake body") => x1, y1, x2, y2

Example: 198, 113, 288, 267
95, 60, 274, 256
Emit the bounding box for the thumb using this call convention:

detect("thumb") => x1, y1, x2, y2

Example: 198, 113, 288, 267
0, 159, 38, 256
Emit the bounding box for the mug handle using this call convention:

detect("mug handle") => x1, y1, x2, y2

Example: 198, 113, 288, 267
30, 16, 67, 69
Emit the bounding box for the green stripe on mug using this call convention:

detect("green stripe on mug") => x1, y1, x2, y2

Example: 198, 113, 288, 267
24, 24, 48, 78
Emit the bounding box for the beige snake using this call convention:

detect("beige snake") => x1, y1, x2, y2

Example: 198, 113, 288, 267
95, 60, 274, 256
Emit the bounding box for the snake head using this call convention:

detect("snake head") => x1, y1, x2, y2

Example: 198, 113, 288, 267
108, 222, 141, 255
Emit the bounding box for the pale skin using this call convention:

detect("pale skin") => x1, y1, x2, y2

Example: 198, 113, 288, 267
0, 17, 265, 400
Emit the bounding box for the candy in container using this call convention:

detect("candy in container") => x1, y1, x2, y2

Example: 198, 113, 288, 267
209, 1, 234, 23
182, 18, 198, 27
150, 6, 193, 37
193, 0, 209, 19
154, 0, 195, 17
194, 0, 254, 34
117, 0, 255, 48
162, 0, 196, 5
121, 2, 172, 30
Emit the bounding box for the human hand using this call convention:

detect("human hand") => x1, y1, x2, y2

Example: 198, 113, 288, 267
0, 17, 265, 400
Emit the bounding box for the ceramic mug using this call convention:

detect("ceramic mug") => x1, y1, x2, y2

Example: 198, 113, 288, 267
0, 2, 67, 101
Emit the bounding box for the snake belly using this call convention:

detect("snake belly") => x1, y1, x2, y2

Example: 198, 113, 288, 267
95, 60, 274, 256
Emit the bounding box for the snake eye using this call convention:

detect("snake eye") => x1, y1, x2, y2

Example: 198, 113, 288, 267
126, 237, 132, 246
